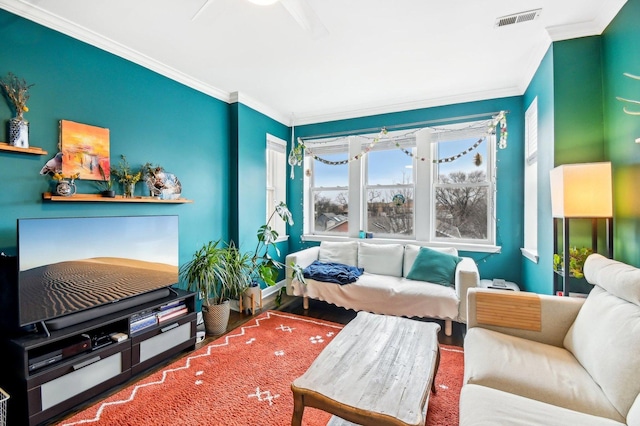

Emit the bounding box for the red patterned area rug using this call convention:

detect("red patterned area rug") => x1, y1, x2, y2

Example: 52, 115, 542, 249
58, 311, 463, 426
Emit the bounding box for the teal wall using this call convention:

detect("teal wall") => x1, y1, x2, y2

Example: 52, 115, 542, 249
230, 102, 290, 284
522, 1, 640, 294
553, 37, 605, 166
602, 0, 640, 266
553, 37, 608, 294
4, 0, 639, 298
522, 47, 555, 294
0, 10, 231, 285
289, 97, 525, 283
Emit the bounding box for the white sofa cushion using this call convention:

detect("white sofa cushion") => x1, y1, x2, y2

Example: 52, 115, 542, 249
357, 242, 404, 277
584, 253, 640, 305
318, 241, 358, 266
563, 286, 640, 419
460, 384, 626, 426
403, 244, 458, 277
289, 273, 459, 320
464, 327, 624, 422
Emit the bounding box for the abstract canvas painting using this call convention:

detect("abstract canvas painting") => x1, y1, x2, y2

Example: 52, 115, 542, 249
60, 120, 110, 180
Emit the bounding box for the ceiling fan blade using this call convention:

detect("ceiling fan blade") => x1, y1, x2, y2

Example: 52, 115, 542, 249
280, 0, 328, 39
191, 0, 217, 21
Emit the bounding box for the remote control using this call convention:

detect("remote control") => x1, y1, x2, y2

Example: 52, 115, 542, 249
492, 279, 507, 287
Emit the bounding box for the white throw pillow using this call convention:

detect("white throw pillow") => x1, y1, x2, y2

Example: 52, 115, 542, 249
318, 241, 358, 266
357, 242, 404, 277
403, 244, 458, 277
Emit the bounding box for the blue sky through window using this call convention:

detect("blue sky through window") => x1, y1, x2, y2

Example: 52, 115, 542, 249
313, 136, 488, 187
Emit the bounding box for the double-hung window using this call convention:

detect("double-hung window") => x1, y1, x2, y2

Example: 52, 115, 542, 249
266, 134, 287, 238
302, 120, 497, 249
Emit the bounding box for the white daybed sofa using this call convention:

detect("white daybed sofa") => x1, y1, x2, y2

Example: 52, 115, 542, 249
460, 254, 640, 425
285, 241, 480, 336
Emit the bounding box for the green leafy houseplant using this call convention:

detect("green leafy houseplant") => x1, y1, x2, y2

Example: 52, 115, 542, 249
553, 247, 593, 279
250, 202, 294, 286
95, 164, 114, 196
180, 202, 296, 312
248, 202, 300, 306
179, 240, 251, 306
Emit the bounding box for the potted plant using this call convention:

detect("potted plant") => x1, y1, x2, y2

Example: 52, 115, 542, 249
110, 154, 142, 198
180, 240, 253, 335
553, 246, 593, 279
243, 202, 297, 309
96, 164, 115, 197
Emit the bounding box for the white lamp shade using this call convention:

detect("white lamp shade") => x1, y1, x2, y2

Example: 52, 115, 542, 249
550, 162, 613, 218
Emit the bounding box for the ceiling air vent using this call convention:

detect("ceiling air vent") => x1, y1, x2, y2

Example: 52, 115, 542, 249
495, 9, 541, 27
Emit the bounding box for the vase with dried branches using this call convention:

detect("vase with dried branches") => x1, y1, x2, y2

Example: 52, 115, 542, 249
0, 72, 33, 148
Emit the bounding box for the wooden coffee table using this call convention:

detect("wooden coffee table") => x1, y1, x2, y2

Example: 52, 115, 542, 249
291, 311, 440, 426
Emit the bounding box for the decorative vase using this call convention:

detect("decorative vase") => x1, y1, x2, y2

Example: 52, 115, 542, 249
123, 182, 136, 198
55, 180, 76, 197
9, 117, 29, 148
202, 300, 230, 335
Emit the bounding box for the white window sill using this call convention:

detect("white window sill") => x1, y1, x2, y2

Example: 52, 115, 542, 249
275, 235, 289, 244
521, 248, 539, 263
301, 234, 501, 254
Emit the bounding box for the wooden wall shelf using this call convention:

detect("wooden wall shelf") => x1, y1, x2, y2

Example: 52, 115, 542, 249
0, 142, 48, 155
42, 192, 193, 204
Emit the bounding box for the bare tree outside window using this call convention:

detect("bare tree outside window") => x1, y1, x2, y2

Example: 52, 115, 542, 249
435, 170, 488, 239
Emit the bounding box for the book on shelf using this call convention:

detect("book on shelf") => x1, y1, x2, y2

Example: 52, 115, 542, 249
157, 307, 188, 323
130, 315, 158, 333
158, 299, 184, 311
156, 303, 186, 318
130, 309, 156, 323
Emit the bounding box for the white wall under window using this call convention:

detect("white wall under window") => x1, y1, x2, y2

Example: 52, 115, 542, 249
522, 97, 539, 263
266, 134, 287, 239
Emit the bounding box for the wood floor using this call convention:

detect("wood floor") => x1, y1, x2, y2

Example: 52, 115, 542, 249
47, 293, 465, 425
269, 294, 466, 347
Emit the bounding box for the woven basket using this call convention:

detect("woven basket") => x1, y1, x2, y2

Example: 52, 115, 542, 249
202, 300, 230, 336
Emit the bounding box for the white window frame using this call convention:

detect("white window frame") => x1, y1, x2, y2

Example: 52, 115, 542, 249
362, 136, 416, 239
522, 98, 539, 263
302, 121, 499, 253
266, 134, 288, 241
431, 132, 496, 246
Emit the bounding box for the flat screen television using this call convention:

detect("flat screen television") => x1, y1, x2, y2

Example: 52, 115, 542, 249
17, 215, 179, 332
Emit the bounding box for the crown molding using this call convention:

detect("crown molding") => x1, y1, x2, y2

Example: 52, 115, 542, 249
293, 86, 522, 126
0, 0, 230, 103
516, 35, 553, 94
1, 0, 628, 129
229, 92, 290, 125
546, 0, 627, 41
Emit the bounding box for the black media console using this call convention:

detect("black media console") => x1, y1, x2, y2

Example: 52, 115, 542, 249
0, 289, 197, 426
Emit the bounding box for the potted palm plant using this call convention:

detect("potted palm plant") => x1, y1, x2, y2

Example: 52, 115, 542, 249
180, 240, 253, 335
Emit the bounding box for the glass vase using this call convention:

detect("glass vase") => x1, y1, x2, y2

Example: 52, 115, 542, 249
123, 182, 136, 198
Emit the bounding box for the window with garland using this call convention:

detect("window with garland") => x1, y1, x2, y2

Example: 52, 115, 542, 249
299, 115, 506, 248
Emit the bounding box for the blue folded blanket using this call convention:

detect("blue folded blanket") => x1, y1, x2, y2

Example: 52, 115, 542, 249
303, 260, 364, 285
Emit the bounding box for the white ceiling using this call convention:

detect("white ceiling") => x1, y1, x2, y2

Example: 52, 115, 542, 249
0, 0, 628, 125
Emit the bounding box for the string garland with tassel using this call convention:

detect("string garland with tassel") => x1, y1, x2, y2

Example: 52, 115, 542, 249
291, 110, 508, 170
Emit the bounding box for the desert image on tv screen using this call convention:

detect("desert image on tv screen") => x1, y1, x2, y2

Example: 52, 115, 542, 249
18, 216, 179, 327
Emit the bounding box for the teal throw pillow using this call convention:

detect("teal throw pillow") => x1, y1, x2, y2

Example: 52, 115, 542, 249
406, 247, 462, 287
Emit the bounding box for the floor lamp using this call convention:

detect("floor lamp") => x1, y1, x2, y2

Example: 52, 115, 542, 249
550, 162, 613, 296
